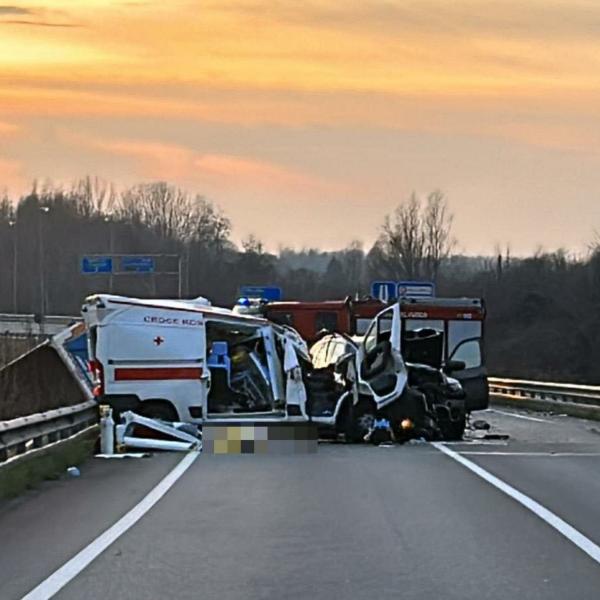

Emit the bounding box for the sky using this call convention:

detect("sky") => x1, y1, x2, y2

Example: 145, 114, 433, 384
1, 0, 600, 255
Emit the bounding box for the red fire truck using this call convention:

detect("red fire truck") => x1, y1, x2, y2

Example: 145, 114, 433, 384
263, 298, 385, 343
264, 296, 488, 412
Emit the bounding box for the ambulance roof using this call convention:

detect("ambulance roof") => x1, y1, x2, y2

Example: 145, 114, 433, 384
83, 294, 269, 325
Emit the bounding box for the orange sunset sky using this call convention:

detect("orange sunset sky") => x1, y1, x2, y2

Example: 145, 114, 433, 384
1, 0, 600, 254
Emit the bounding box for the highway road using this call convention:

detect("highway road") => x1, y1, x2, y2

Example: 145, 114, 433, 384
2, 408, 600, 599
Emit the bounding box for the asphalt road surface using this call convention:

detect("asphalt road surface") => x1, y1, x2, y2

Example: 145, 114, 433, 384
2, 407, 600, 599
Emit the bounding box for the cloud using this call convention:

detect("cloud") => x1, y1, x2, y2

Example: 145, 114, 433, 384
0, 5, 32, 15
4, 81, 600, 158
73, 135, 346, 194
213, 0, 600, 42
0, 19, 79, 27
0, 121, 20, 136
0, 157, 24, 193
0, 4, 80, 27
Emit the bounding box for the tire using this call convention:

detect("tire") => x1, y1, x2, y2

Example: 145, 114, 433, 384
343, 398, 376, 443
388, 387, 439, 441
439, 415, 466, 441
138, 401, 179, 423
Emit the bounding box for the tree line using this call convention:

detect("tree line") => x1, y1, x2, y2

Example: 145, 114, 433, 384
1, 178, 599, 383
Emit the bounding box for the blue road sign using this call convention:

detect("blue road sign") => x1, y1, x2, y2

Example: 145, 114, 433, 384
371, 281, 397, 303
121, 256, 155, 273
397, 281, 435, 298
81, 256, 113, 274
240, 285, 282, 301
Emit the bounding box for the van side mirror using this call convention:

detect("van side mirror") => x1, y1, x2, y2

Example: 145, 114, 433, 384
444, 360, 466, 373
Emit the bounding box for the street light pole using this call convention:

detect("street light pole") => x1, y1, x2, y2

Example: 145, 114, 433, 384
38, 206, 50, 318
104, 216, 114, 293
8, 219, 17, 313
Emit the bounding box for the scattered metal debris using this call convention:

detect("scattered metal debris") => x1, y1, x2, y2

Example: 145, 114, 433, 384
95, 453, 150, 459
482, 433, 510, 440
115, 411, 201, 452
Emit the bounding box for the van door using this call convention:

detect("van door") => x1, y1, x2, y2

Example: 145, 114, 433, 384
447, 338, 489, 411
357, 304, 407, 410
283, 336, 308, 417
261, 325, 285, 405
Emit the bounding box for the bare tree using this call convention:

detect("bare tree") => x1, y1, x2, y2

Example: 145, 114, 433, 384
375, 193, 425, 280
190, 195, 232, 254
118, 182, 194, 241
373, 191, 455, 282
0, 191, 13, 221
69, 177, 116, 217
242, 234, 264, 254
339, 240, 365, 294
424, 190, 455, 281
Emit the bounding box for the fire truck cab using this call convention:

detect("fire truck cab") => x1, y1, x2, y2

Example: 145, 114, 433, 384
263, 298, 388, 343
400, 297, 488, 412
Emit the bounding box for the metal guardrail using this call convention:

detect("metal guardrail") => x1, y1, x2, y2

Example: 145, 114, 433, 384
2, 374, 599, 466
489, 377, 600, 408
0, 400, 98, 464
0, 319, 96, 467
0, 314, 81, 337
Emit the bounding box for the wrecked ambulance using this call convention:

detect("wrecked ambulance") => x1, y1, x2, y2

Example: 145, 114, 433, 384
82, 294, 421, 440
83, 294, 311, 423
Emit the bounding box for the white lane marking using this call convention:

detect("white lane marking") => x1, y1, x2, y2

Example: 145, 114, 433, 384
443, 440, 508, 446
22, 451, 199, 600
487, 408, 551, 423
459, 451, 600, 457
432, 442, 600, 565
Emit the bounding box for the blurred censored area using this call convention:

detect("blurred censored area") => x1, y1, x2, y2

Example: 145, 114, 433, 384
203, 422, 318, 454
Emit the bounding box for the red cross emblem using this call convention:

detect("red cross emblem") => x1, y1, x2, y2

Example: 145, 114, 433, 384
153, 336, 164, 346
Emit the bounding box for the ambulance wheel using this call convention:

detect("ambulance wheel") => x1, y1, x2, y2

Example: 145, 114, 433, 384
139, 401, 179, 423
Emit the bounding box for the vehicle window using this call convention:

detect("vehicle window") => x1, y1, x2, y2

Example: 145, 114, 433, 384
405, 319, 444, 333
447, 320, 482, 355
451, 339, 482, 369
364, 308, 393, 353
315, 311, 338, 333
269, 312, 294, 327
354, 318, 371, 335
363, 321, 378, 354
377, 312, 393, 339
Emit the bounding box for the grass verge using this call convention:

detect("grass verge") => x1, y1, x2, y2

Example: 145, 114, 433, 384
0, 425, 98, 499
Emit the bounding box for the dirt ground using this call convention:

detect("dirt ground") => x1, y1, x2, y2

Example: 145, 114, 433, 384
0, 336, 44, 370
0, 342, 86, 420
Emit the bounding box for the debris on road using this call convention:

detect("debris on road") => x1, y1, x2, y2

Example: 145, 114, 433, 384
66, 466, 80, 477
115, 411, 201, 452
95, 453, 150, 459
481, 433, 510, 440
406, 438, 428, 445
364, 416, 396, 445
100, 406, 115, 455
